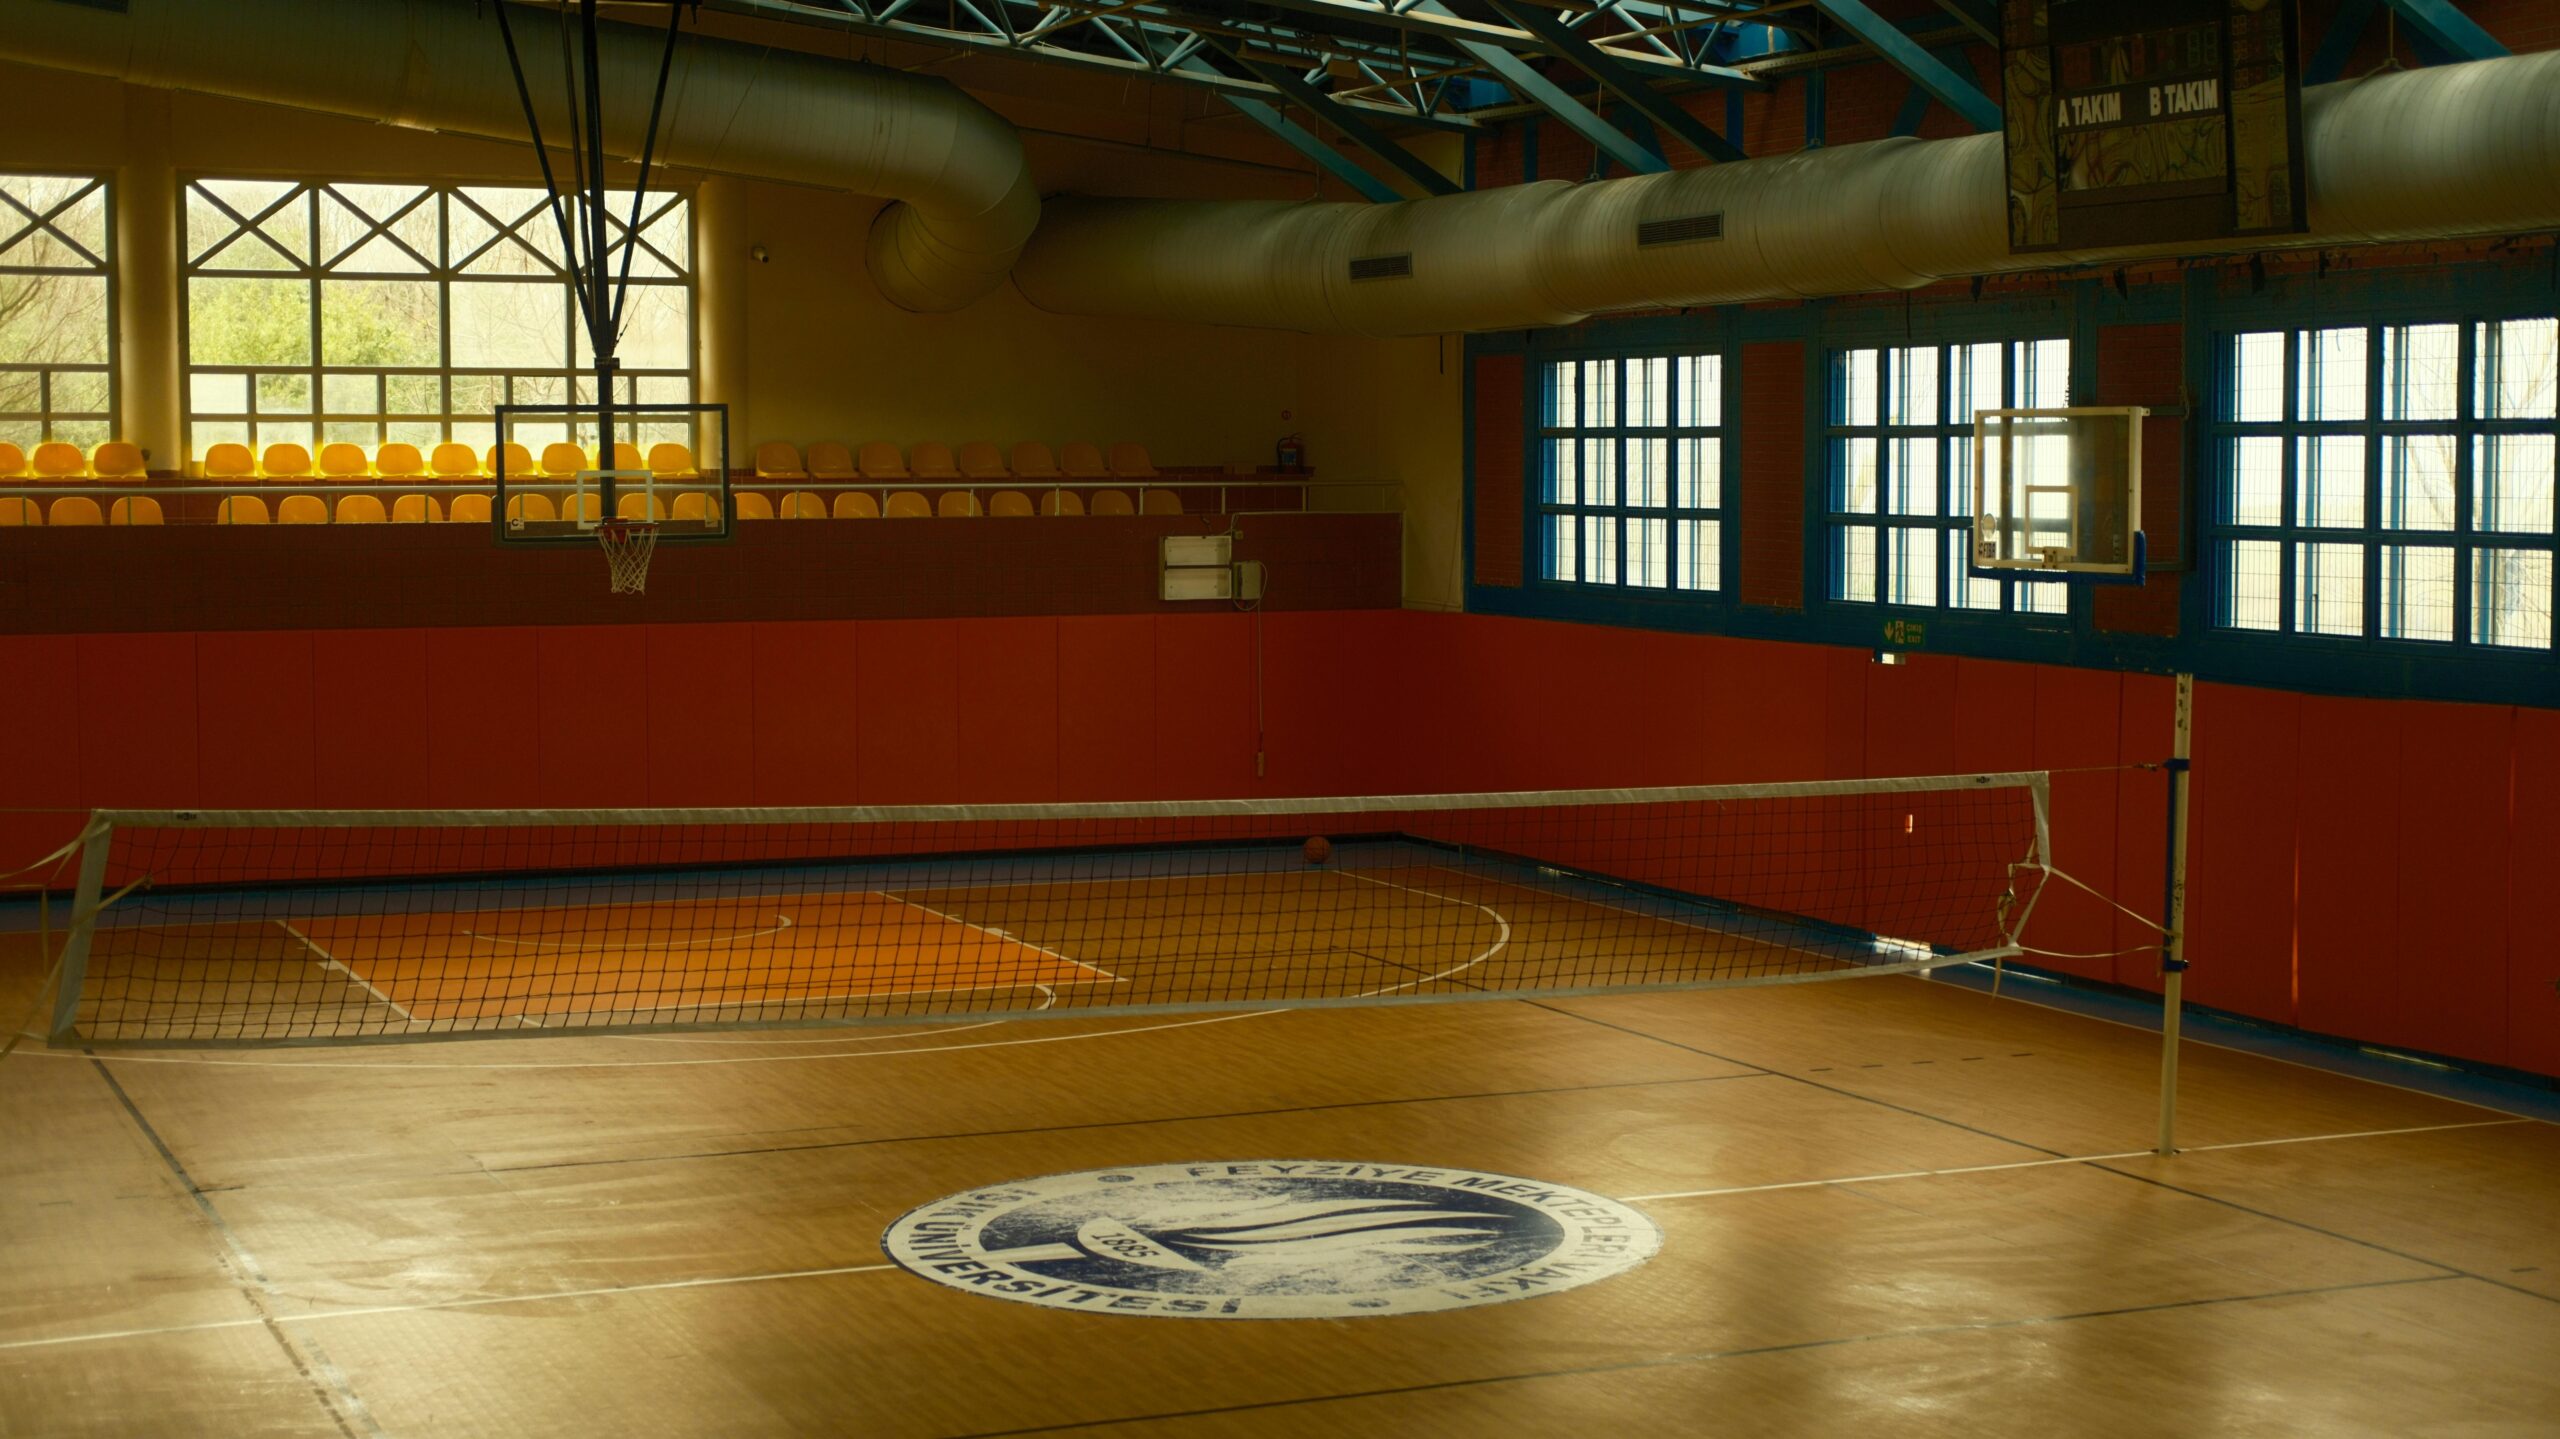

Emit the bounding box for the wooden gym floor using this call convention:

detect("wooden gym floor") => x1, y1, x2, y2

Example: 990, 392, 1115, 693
3, 942, 2556, 1434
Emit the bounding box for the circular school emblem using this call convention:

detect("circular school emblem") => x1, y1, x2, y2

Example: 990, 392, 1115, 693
880, 1161, 1660, 1319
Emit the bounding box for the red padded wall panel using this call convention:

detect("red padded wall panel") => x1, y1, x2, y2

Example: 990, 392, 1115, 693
1696, 636, 1831, 782
1151, 614, 1255, 799
0, 635, 86, 877
2509, 707, 2560, 1076
1950, 659, 2039, 775
195, 632, 317, 810
643, 624, 759, 807
1258, 610, 1406, 797
1056, 616, 1158, 801
748, 621, 859, 805
855, 621, 960, 804
77, 632, 200, 808
313, 629, 430, 809
425, 628, 539, 808
2386, 702, 2512, 1062
2293, 695, 2401, 1045
2183, 682, 2300, 1023
2028, 670, 2125, 983
536, 627, 652, 807
954, 618, 1059, 804
2109, 674, 2177, 991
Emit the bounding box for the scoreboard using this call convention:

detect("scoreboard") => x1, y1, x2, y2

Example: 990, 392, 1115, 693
2003, 0, 2307, 252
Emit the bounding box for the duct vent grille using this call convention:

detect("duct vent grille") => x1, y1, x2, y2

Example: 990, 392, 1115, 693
1637, 212, 1725, 247
1348, 253, 1414, 282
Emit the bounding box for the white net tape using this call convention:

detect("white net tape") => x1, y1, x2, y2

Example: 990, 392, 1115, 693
599, 520, 658, 595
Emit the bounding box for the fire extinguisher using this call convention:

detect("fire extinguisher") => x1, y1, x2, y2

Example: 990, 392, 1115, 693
1275, 410, 1305, 473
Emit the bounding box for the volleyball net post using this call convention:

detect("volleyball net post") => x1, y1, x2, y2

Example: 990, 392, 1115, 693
2157, 673, 2196, 1158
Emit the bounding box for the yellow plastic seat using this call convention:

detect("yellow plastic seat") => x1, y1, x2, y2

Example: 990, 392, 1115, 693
432, 442, 483, 480
560, 491, 604, 523
486, 442, 534, 479
1039, 489, 1085, 517
669, 491, 720, 523
616, 492, 666, 521
375, 443, 426, 480
955, 441, 1007, 480
646, 442, 697, 479
203, 443, 256, 481
780, 490, 829, 519
218, 494, 270, 524
318, 442, 371, 482
447, 493, 493, 524
754, 441, 805, 480
33, 441, 86, 481
278, 494, 329, 524
937, 490, 982, 518
506, 493, 558, 523
1142, 489, 1185, 516
731, 491, 776, 520
806, 442, 856, 479
90, 441, 146, 481
49, 496, 103, 525
261, 443, 315, 482
1059, 442, 1109, 479
539, 442, 587, 479
1107, 442, 1157, 478
0, 443, 25, 479
109, 496, 164, 525
1008, 443, 1060, 481
987, 490, 1033, 518
610, 442, 646, 473
856, 443, 908, 481
1089, 489, 1135, 516
0, 497, 42, 525
884, 491, 931, 519
391, 493, 442, 523
908, 442, 960, 480
832, 492, 880, 519
335, 494, 388, 523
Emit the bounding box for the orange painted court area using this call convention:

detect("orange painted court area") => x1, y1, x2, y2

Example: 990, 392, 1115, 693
289, 890, 1111, 1022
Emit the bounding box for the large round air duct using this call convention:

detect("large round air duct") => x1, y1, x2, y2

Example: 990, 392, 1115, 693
1019, 51, 2560, 335
0, 0, 1039, 312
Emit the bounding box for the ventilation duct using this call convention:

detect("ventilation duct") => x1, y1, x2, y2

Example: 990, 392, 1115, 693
1018, 52, 2560, 335
2, 0, 1039, 311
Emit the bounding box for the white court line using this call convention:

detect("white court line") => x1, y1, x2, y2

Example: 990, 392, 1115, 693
1329, 869, 1511, 996
880, 892, 1126, 984
457, 914, 795, 954
1616, 1118, 2535, 1203
273, 920, 415, 1022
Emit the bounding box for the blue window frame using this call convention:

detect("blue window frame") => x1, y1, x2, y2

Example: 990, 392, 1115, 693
1536, 353, 1726, 593
1823, 339, 2071, 616
2211, 318, 2556, 650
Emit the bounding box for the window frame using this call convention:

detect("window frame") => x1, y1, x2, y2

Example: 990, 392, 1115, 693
177, 175, 697, 457
1530, 346, 1733, 599
0, 170, 117, 447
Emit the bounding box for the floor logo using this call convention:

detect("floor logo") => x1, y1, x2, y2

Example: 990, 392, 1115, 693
881, 1161, 1661, 1319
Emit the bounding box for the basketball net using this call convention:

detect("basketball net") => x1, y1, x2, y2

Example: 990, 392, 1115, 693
598, 518, 658, 595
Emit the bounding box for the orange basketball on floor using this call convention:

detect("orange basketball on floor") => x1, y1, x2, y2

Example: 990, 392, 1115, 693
1303, 836, 1332, 865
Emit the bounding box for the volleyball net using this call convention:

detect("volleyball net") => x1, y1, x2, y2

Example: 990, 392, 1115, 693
31, 772, 2051, 1046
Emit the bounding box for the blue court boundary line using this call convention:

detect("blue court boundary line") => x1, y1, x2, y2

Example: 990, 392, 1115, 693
1929, 958, 2560, 1126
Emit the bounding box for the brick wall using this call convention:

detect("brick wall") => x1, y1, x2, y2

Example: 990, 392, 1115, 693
2092, 322, 2187, 637
1472, 353, 1526, 588
1738, 340, 1806, 609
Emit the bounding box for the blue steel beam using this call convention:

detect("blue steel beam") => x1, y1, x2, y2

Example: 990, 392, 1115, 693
1168, 54, 1402, 201
2380, 0, 2509, 61
1213, 45, 1463, 196
1482, 0, 1748, 163
1889, 44, 1974, 135
2305, 0, 2381, 83
1410, 0, 1667, 174
1808, 0, 2000, 132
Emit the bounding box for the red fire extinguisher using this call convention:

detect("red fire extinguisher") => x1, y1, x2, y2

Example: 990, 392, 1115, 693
1276, 410, 1305, 473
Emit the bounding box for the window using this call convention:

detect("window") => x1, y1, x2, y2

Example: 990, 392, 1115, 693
0, 173, 113, 448
2213, 320, 2555, 650
1825, 340, 2070, 615
181, 179, 693, 456
1537, 354, 1725, 592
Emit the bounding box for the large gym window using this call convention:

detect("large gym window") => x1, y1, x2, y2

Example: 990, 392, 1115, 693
1825, 340, 2070, 615
2212, 320, 2555, 650
1537, 354, 1726, 592
0, 173, 114, 449
180, 179, 693, 456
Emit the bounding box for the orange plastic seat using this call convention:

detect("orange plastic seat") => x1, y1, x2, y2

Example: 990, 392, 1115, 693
539, 442, 587, 479
90, 441, 146, 480
261, 443, 315, 481
754, 441, 805, 479
908, 442, 960, 480
0, 442, 25, 479
1107, 442, 1157, 478
1089, 489, 1134, 516
856, 443, 908, 480
278, 494, 329, 524
336, 494, 388, 523
390, 493, 442, 523
49, 496, 103, 525
1142, 489, 1185, 516
0, 497, 42, 525
1039, 489, 1085, 517
884, 491, 931, 519
486, 442, 534, 478
779, 490, 828, 519
432, 442, 482, 479
955, 441, 1007, 480
806, 442, 855, 479
33, 441, 85, 481
203, 443, 256, 480
937, 490, 981, 518
447, 493, 493, 524
669, 491, 720, 523
1059, 442, 1108, 479
218, 494, 270, 524
731, 492, 775, 520
646, 442, 697, 479
1008, 443, 1060, 481
987, 490, 1033, 518
376, 443, 426, 479
616, 492, 666, 521
505, 493, 558, 523
109, 496, 164, 525
318, 442, 371, 481
832, 492, 880, 520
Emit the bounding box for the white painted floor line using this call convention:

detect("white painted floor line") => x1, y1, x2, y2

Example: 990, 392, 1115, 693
880, 892, 1124, 983
274, 920, 415, 1022
0, 1261, 900, 1356
1327, 869, 1511, 996
457, 914, 796, 953
1617, 1118, 2533, 1204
